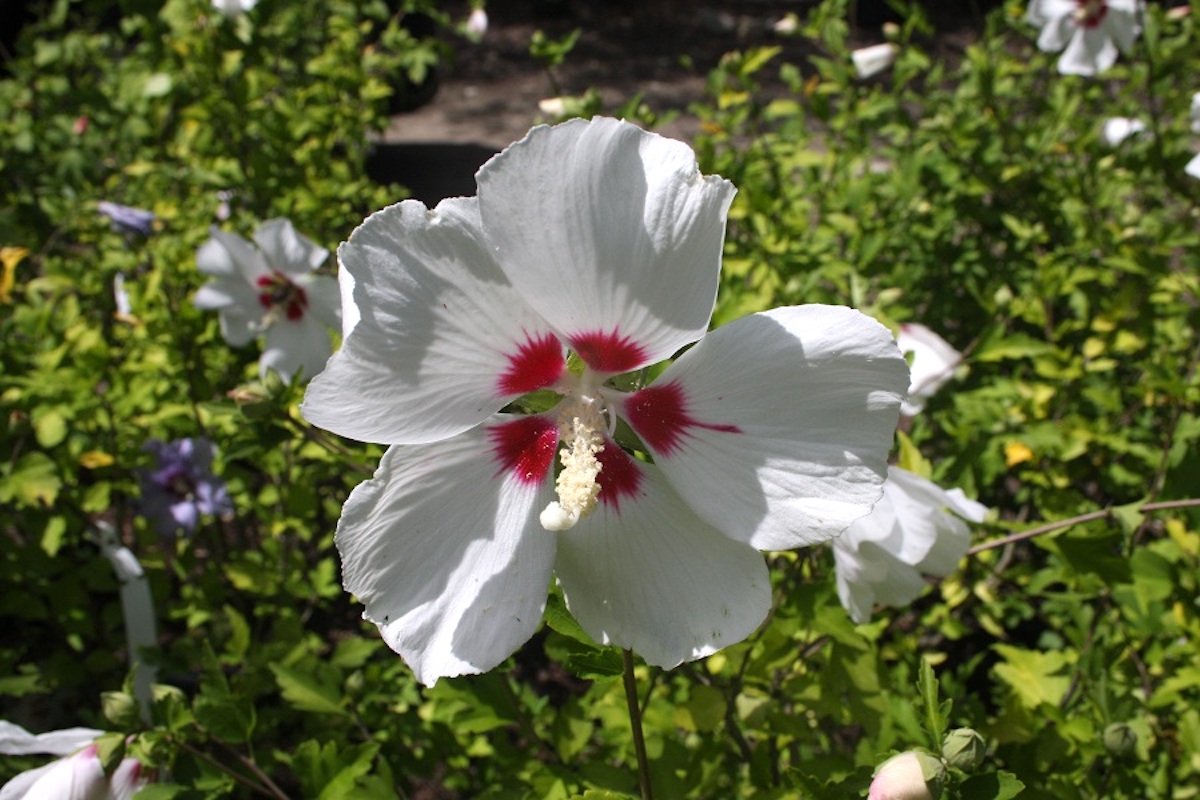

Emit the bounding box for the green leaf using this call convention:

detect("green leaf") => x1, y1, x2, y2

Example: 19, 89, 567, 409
958, 770, 1026, 800
270, 662, 347, 716
992, 644, 1071, 709
917, 658, 949, 748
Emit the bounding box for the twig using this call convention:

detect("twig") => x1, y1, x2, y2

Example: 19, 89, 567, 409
967, 498, 1200, 556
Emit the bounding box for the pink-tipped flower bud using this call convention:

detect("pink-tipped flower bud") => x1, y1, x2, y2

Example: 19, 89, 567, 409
868, 750, 946, 800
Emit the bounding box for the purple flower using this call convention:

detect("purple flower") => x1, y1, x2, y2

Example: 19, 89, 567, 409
138, 438, 231, 537
98, 201, 156, 236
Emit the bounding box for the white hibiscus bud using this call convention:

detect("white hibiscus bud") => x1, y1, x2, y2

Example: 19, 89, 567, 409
868, 751, 946, 800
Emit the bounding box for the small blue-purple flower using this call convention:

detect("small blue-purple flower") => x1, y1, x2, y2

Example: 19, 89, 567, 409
138, 438, 232, 537
98, 201, 156, 237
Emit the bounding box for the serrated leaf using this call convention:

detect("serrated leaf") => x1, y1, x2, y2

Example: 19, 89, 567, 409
270, 663, 347, 716
992, 644, 1071, 709
959, 770, 1026, 800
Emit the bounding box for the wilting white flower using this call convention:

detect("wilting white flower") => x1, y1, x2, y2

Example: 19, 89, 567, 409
852, 43, 899, 79
302, 117, 909, 685
833, 466, 986, 624
1099, 116, 1146, 147
868, 751, 946, 800
96, 523, 158, 723
194, 219, 340, 383
0, 723, 147, 800
895, 323, 961, 416
1027, 0, 1141, 76
211, 0, 257, 18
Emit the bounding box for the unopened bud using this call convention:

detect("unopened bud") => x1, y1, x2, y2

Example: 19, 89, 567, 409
1103, 722, 1137, 758
941, 727, 986, 772
868, 750, 945, 800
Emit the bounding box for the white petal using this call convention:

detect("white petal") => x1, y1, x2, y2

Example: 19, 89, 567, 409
554, 448, 770, 668
1190, 92, 1200, 135
337, 262, 360, 338
199, 227, 270, 285
296, 273, 341, 332
1058, 28, 1116, 76
851, 43, 898, 79
477, 117, 736, 372
833, 467, 985, 623
1185, 153, 1200, 180
1099, 117, 1146, 147
302, 198, 560, 445
617, 305, 908, 552
193, 278, 258, 313
254, 218, 329, 277
1036, 10, 1076, 52
0, 723, 102, 757
217, 308, 261, 347
896, 322, 961, 415
260, 317, 332, 383
13, 749, 107, 800
337, 419, 558, 686
1104, 8, 1140, 53
109, 759, 146, 800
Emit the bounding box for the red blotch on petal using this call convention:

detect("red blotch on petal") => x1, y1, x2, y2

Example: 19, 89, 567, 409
488, 416, 559, 486
621, 381, 741, 457
569, 329, 648, 374
498, 332, 565, 395
596, 440, 643, 512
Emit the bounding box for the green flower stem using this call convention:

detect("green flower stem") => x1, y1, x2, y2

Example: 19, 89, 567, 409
967, 497, 1200, 555
623, 649, 654, 800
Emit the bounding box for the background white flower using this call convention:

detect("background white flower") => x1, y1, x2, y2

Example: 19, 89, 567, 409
211, 0, 257, 18
896, 322, 962, 416
0, 722, 147, 800
833, 466, 987, 624
1027, 0, 1142, 76
1099, 116, 1146, 147
194, 219, 339, 383
852, 43, 899, 79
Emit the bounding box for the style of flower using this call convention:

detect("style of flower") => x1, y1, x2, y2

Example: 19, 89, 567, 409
0, 722, 146, 800
852, 43, 899, 79
97, 202, 155, 237
833, 466, 987, 624
895, 323, 961, 416
138, 438, 232, 538
868, 751, 946, 800
211, 0, 257, 18
194, 219, 340, 382
301, 117, 909, 686
1026, 0, 1141, 77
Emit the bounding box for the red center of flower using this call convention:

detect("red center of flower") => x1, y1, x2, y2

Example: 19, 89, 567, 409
569, 329, 648, 374
488, 416, 560, 485
498, 332, 564, 395
1074, 0, 1108, 27
621, 380, 742, 457
256, 271, 308, 321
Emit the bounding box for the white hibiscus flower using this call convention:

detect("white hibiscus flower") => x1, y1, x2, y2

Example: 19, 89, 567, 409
301, 117, 909, 685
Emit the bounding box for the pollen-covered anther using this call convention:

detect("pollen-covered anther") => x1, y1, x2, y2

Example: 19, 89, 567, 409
539, 412, 605, 531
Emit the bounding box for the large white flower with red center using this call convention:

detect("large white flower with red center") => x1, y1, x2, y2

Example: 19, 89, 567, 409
1027, 0, 1141, 76
194, 219, 340, 383
833, 466, 987, 624
302, 117, 909, 686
